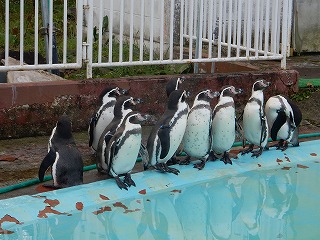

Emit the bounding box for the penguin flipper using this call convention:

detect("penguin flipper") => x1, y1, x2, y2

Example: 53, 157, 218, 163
38, 148, 56, 182
88, 115, 97, 147
271, 110, 287, 141
104, 134, 117, 173
139, 143, 149, 167
158, 125, 171, 159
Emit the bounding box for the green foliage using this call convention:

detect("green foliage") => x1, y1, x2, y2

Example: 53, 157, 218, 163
290, 86, 320, 101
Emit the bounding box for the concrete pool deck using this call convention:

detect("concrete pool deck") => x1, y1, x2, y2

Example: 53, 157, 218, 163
0, 138, 319, 236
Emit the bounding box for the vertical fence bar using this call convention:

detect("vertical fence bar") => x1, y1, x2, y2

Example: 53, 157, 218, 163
150, 0, 154, 61
281, 0, 289, 68
222, 0, 226, 43
34, 0, 39, 65
169, 0, 175, 60
236, 0, 242, 57
109, 0, 114, 63
76, 0, 83, 65
48, 0, 53, 65
276, 0, 281, 53
233, 0, 237, 45
202, 0, 207, 39
254, 0, 260, 57
246, 0, 252, 57
63, 0, 68, 64
189, 0, 194, 59
86, 0, 93, 78
213, 0, 217, 40
183, 0, 188, 36
119, 0, 124, 62
218, 0, 222, 58
243, 0, 247, 47
159, 0, 164, 61
129, 0, 134, 63
271, 0, 278, 54
5, 0, 9, 66
264, 0, 270, 56
208, 0, 213, 58
98, 0, 103, 63
259, 0, 264, 51
227, 0, 232, 58
180, 0, 185, 60
198, 0, 204, 59
20, 0, 24, 65
139, 0, 144, 62
286, 0, 293, 57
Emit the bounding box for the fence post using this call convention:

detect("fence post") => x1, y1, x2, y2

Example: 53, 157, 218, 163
84, 0, 93, 78
281, 0, 289, 69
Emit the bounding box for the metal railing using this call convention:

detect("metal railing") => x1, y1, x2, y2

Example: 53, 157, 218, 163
0, 0, 292, 79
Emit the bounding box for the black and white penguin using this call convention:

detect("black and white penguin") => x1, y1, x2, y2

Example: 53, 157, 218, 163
211, 86, 243, 164
103, 111, 150, 190
166, 77, 185, 97
241, 79, 270, 157
88, 86, 126, 151
180, 89, 220, 170
145, 89, 189, 174
96, 96, 142, 173
265, 95, 302, 150
39, 114, 83, 188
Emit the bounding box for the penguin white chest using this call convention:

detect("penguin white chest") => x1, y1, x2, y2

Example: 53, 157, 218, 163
243, 101, 268, 146
211, 105, 235, 153
183, 107, 211, 158
111, 133, 141, 176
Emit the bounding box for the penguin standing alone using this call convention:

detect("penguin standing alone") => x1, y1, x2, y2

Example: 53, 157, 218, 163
96, 96, 142, 173
145, 89, 189, 174
241, 79, 270, 157
88, 87, 125, 151
39, 114, 83, 188
103, 111, 150, 190
180, 89, 220, 170
211, 86, 243, 164
265, 95, 302, 150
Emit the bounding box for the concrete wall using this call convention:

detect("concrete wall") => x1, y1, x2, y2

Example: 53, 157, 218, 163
293, 0, 320, 53
0, 70, 299, 139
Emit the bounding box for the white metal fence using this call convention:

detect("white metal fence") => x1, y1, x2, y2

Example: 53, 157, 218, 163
0, 0, 292, 79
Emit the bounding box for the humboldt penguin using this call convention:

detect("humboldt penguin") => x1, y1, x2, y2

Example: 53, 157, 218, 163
180, 89, 220, 170
211, 86, 243, 164
39, 114, 83, 188
241, 79, 270, 157
96, 96, 142, 173
265, 95, 302, 150
88, 86, 126, 151
104, 112, 150, 190
145, 89, 189, 174
166, 77, 185, 97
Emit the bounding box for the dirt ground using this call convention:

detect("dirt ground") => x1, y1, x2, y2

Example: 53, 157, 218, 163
0, 56, 320, 200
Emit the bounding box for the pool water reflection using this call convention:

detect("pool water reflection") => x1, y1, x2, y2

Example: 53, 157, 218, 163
2, 160, 319, 239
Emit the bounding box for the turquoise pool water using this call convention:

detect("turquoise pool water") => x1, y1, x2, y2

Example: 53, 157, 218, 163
0, 140, 320, 239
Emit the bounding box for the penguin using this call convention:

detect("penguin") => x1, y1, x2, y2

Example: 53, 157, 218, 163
38, 114, 83, 188
211, 85, 243, 165
180, 89, 220, 170
145, 89, 189, 174
88, 86, 126, 151
265, 95, 302, 150
96, 96, 142, 173
241, 79, 270, 157
166, 77, 185, 97
103, 111, 150, 190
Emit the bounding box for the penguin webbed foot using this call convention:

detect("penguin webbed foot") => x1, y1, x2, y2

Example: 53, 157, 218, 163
124, 173, 136, 188
221, 152, 232, 165
115, 176, 128, 190
270, 140, 289, 151
167, 156, 179, 166
193, 160, 206, 170
155, 163, 180, 175
240, 144, 254, 155
179, 156, 191, 165
251, 147, 264, 158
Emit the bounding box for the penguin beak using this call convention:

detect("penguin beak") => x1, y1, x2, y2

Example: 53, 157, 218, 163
120, 88, 129, 95
235, 88, 244, 94
133, 98, 143, 105
209, 91, 220, 98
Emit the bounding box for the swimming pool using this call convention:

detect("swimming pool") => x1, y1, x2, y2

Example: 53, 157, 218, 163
0, 140, 319, 239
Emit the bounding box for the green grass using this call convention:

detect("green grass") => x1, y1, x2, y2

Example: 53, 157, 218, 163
0, 1, 187, 79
